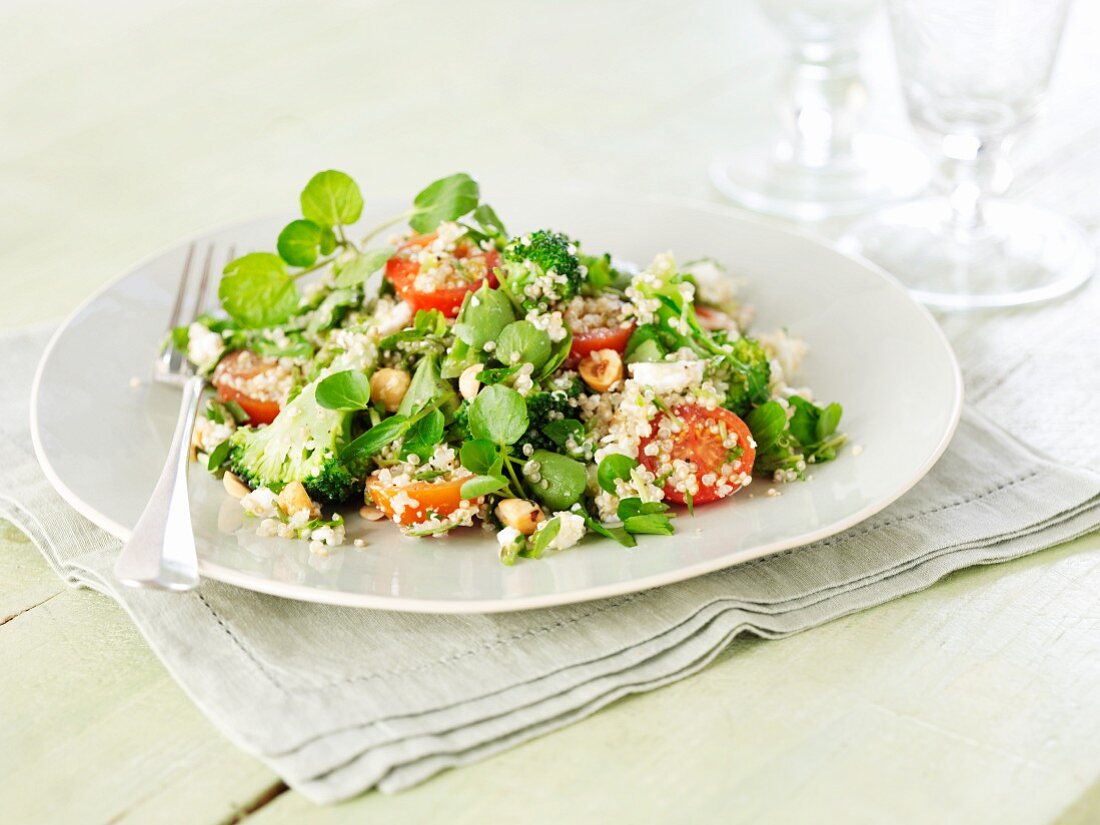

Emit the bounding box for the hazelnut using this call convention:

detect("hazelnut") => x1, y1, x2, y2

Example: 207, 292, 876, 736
578, 348, 623, 392
459, 363, 484, 401
495, 498, 545, 535
222, 472, 251, 499
370, 368, 411, 412
277, 481, 314, 517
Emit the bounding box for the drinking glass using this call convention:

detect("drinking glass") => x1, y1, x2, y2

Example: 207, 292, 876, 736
710, 0, 930, 221
842, 0, 1094, 309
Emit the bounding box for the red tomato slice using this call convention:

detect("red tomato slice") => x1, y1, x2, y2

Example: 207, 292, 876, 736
570, 323, 635, 359
385, 233, 500, 318
638, 404, 755, 505
212, 350, 285, 425
366, 474, 472, 526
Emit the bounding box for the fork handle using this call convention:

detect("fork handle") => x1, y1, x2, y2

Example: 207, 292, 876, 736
114, 375, 204, 590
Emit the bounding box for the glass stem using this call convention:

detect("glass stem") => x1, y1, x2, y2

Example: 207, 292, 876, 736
779, 37, 864, 169
938, 135, 1007, 241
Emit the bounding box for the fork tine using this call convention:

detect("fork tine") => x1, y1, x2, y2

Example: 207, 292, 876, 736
189, 244, 215, 324
168, 243, 196, 331
157, 244, 198, 378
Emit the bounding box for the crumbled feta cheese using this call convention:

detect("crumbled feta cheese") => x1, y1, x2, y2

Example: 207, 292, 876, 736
627, 360, 706, 393
240, 487, 279, 518
536, 511, 587, 551
187, 322, 225, 372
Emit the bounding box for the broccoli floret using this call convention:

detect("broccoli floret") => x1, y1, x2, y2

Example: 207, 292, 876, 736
228, 379, 358, 503
520, 387, 583, 452
501, 229, 583, 309
722, 336, 771, 416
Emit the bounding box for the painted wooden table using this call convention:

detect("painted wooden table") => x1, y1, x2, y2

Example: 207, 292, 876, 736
3, 1, 1099, 822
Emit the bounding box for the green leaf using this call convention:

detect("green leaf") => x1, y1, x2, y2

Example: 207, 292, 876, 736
341, 415, 409, 463
206, 439, 231, 472
460, 439, 502, 476
218, 253, 299, 328
495, 320, 552, 370
817, 402, 843, 442
498, 530, 525, 566
528, 516, 561, 558
530, 450, 587, 511
400, 408, 445, 462
623, 513, 675, 536
452, 282, 515, 350
536, 329, 573, 381
397, 354, 455, 418
478, 365, 521, 385
413, 309, 447, 336
319, 226, 338, 255
542, 418, 585, 450
583, 514, 636, 548
616, 497, 669, 521
300, 170, 364, 227
745, 401, 788, 454
409, 172, 480, 233
315, 369, 371, 411
471, 203, 506, 238
596, 454, 638, 495
277, 219, 323, 267
788, 396, 819, 447
334, 247, 394, 288
468, 384, 528, 445
459, 474, 508, 500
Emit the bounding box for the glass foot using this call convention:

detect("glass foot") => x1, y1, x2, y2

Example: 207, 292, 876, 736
841, 199, 1096, 310
710, 134, 930, 222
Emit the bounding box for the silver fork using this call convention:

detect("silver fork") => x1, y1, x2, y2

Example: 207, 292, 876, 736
114, 243, 221, 590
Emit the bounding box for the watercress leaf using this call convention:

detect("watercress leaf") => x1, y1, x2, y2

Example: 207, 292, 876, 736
413, 309, 447, 336
787, 396, 819, 447
745, 401, 787, 453
218, 253, 299, 328
468, 384, 528, 445
528, 516, 561, 559
623, 513, 675, 536
817, 402, 843, 442
498, 530, 525, 566
277, 219, 323, 267
409, 172, 479, 233
319, 226, 338, 255
400, 408, 445, 461
536, 328, 573, 381
334, 246, 394, 288
477, 365, 520, 385
472, 203, 506, 238
452, 282, 515, 349
306, 288, 360, 335
542, 418, 585, 450
300, 169, 364, 227
495, 320, 552, 371
459, 474, 508, 500
596, 453, 639, 495
460, 439, 501, 475
398, 354, 455, 418
625, 324, 667, 361
315, 370, 371, 411
206, 439, 231, 471
583, 514, 637, 548
254, 334, 314, 359
530, 450, 587, 511
340, 415, 408, 463
170, 325, 190, 353
616, 497, 669, 521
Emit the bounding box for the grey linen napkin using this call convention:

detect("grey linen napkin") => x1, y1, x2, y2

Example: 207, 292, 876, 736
2, 313, 1098, 803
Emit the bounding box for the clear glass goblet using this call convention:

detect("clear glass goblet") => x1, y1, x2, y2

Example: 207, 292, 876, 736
710, 0, 930, 221
841, 0, 1094, 310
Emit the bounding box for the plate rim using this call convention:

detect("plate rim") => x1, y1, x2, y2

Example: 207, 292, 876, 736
30, 195, 964, 613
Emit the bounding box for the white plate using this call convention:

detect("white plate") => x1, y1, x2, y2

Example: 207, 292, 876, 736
31, 194, 962, 613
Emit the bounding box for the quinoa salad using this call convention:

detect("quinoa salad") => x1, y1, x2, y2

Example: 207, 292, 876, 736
178, 171, 847, 564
